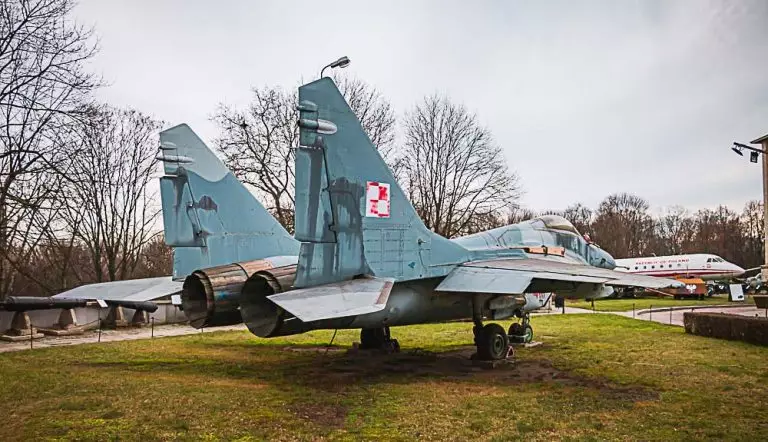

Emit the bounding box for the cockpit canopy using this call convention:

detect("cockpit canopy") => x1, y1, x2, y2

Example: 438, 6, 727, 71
531, 214, 581, 236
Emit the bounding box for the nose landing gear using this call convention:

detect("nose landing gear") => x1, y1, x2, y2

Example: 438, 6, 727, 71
508, 313, 534, 344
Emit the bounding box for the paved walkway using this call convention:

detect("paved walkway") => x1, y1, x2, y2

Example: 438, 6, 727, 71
536, 303, 768, 327
626, 305, 767, 327
0, 323, 247, 353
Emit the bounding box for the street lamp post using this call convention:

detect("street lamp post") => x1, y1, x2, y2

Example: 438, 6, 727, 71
320, 56, 351, 79
732, 134, 768, 281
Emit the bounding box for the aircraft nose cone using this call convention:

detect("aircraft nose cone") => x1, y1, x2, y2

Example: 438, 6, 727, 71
733, 265, 745, 276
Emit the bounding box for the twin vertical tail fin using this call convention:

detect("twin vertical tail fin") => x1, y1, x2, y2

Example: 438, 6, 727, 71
158, 124, 299, 279
293, 78, 469, 288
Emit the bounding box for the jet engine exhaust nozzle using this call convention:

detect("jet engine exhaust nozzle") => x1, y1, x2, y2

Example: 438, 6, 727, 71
181, 260, 282, 328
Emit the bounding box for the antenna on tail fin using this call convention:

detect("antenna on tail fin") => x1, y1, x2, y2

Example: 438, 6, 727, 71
293, 78, 469, 288
158, 124, 299, 279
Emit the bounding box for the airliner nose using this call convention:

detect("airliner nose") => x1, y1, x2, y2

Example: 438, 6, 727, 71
732, 264, 745, 277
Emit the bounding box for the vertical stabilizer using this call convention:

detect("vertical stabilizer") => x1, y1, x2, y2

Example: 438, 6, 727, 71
294, 79, 469, 288
158, 124, 299, 279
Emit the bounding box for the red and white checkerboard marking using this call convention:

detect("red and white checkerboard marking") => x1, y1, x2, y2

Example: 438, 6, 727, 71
366, 181, 390, 218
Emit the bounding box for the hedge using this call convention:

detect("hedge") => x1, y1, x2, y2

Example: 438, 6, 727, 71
683, 312, 768, 346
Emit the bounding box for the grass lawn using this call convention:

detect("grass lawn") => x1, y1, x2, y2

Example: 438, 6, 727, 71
1, 315, 767, 441
566, 294, 749, 312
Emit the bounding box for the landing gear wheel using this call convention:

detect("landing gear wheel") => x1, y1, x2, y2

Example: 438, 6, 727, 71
508, 322, 534, 344
508, 323, 523, 337
360, 327, 399, 353
477, 323, 509, 361
360, 327, 389, 350
522, 324, 533, 343
508, 312, 534, 344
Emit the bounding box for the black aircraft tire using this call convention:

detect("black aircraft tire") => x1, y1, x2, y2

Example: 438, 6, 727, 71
478, 323, 509, 360
360, 328, 388, 349
508, 323, 523, 343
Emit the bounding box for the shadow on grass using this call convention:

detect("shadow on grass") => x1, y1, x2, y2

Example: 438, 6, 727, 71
80, 343, 658, 403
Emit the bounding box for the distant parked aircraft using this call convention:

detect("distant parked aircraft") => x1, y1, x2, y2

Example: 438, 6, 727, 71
615, 254, 745, 281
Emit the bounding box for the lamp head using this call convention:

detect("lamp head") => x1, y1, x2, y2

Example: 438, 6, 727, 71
330, 56, 350, 69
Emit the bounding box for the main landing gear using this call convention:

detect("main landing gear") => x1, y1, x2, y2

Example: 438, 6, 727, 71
360, 326, 400, 353
473, 321, 510, 360
472, 296, 534, 361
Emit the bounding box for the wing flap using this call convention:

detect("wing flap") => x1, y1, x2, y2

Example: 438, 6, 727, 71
268, 276, 394, 322
436, 266, 609, 294
437, 257, 681, 294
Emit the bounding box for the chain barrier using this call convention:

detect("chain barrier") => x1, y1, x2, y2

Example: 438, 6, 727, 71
11, 314, 191, 350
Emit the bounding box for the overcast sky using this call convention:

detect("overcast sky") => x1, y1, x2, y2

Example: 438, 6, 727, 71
74, 0, 768, 214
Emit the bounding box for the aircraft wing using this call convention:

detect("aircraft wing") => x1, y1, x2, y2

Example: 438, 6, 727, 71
436, 257, 682, 295
53, 277, 183, 303
268, 276, 394, 322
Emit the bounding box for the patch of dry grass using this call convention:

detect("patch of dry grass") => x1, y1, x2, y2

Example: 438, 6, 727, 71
0, 315, 766, 440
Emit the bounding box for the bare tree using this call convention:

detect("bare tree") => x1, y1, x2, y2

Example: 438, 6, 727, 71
741, 200, 763, 269
401, 94, 520, 238
562, 203, 594, 237
334, 75, 397, 166
0, 0, 100, 298
133, 235, 173, 279
212, 76, 397, 231
591, 193, 654, 258
506, 207, 537, 225
63, 106, 162, 282
213, 87, 297, 229
653, 206, 694, 255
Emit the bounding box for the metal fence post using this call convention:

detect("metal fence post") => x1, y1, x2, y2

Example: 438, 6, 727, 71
98, 317, 102, 343
633, 303, 636, 319
649, 305, 652, 322
29, 320, 33, 350
151, 317, 155, 339
670, 308, 672, 325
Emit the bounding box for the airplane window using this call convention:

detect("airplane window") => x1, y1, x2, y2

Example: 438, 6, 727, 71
677, 264, 681, 267
634, 266, 638, 270
715, 258, 724, 263
669, 264, 672, 268
706, 258, 712, 263
643, 266, 647, 270
651, 266, 655, 269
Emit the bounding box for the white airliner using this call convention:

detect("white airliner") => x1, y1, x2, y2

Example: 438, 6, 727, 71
615, 254, 745, 281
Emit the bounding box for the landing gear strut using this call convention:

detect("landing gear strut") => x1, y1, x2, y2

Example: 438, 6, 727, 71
508, 313, 533, 344
360, 327, 400, 353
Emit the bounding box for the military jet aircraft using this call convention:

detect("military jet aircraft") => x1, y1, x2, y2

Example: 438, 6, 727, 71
49, 79, 681, 361
224, 77, 683, 361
